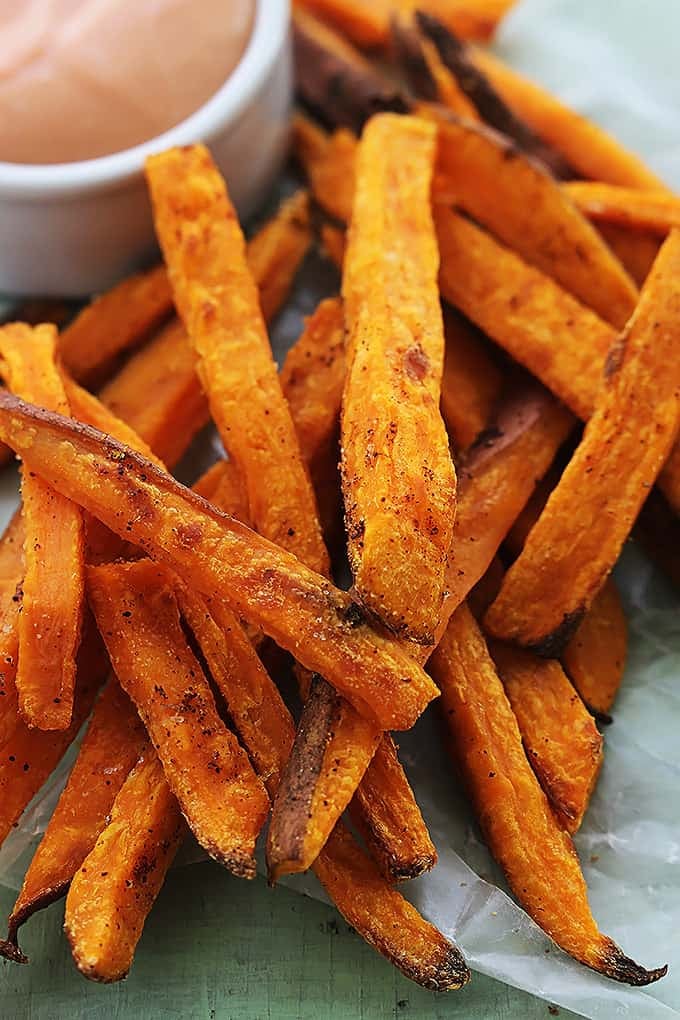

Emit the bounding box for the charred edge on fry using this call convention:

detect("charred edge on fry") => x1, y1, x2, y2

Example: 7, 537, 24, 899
3, 880, 72, 958
528, 608, 587, 658
598, 940, 668, 987
266, 676, 340, 882
414, 11, 576, 180
381, 938, 471, 991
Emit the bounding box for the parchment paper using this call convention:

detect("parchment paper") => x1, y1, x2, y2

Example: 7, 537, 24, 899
1, 2, 679, 1016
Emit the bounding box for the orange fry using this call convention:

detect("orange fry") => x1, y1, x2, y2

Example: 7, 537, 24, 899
146, 145, 328, 575
342, 113, 456, 642
64, 750, 185, 983
0, 323, 85, 729
489, 641, 602, 833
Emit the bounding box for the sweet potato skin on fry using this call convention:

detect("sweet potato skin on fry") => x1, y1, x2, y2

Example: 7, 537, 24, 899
0, 322, 85, 730
486, 231, 680, 654
489, 641, 602, 832
430, 603, 666, 985
64, 751, 185, 983
341, 113, 456, 643
413, 12, 571, 177
430, 112, 638, 329
471, 47, 673, 192
146, 144, 329, 578
87, 560, 269, 878
3, 681, 146, 957
292, 7, 408, 130
266, 675, 380, 883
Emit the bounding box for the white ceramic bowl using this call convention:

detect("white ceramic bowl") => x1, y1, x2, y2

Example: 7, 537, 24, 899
0, 0, 291, 297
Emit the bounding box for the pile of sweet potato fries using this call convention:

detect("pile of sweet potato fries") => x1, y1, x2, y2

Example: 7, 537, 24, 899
0, 0, 676, 992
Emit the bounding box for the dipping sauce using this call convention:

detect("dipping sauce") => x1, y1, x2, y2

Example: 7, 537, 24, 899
0, 0, 255, 164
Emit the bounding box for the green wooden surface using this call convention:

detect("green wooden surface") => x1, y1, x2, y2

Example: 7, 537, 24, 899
0, 862, 578, 1019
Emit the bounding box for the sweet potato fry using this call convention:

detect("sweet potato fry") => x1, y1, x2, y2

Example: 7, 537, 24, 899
430, 603, 665, 985
176, 589, 294, 796
280, 297, 346, 467
414, 12, 573, 178
58, 264, 173, 387
97, 190, 314, 469
564, 182, 680, 236
439, 381, 574, 624
429, 113, 637, 328
440, 309, 503, 450
266, 674, 382, 882
349, 735, 437, 881
64, 375, 162, 467
0, 617, 105, 850
293, 7, 408, 130
596, 222, 661, 288
297, 130, 357, 226
0, 323, 85, 730
471, 46, 672, 192
561, 582, 628, 720
0, 398, 437, 731
87, 560, 269, 878
489, 641, 602, 832
281, 297, 346, 547
98, 319, 208, 469
486, 231, 680, 654
245, 189, 312, 323
342, 113, 456, 642
435, 203, 615, 421
1, 681, 146, 960
64, 750, 185, 983
147, 145, 328, 576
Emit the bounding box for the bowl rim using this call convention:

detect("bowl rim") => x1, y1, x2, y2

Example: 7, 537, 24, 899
0, 0, 289, 198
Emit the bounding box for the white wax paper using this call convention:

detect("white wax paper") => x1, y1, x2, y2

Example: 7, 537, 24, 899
1, 1, 679, 1016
